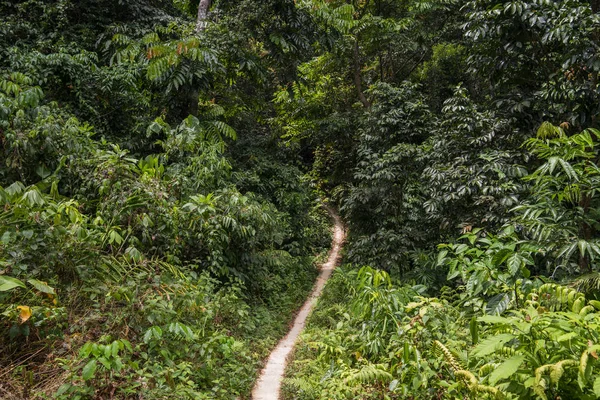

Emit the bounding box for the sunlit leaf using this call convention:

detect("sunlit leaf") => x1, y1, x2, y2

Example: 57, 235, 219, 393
27, 279, 56, 295
17, 305, 32, 323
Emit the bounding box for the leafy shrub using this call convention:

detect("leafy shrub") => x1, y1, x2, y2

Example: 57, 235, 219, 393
284, 266, 600, 399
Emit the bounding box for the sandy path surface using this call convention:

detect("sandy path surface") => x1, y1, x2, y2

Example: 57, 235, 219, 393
251, 209, 345, 400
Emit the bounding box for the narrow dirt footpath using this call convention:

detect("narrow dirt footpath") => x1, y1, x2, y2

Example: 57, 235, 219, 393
251, 209, 345, 400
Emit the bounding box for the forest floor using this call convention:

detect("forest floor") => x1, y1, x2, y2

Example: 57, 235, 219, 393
251, 208, 345, 400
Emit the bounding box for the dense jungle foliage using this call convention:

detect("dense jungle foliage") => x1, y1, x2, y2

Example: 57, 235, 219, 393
1, 0, 600, 399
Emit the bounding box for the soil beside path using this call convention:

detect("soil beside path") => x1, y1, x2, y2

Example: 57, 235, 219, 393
251, 208, 345, 400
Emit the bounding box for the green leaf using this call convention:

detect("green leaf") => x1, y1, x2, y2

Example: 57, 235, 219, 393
472, 334, 515, 357
5, 181, 25, 196
1, 231, 12, 244
79, 342, 93, 358
22, 188, 45, 206
477, 315, 512, 325
469, 316, 479, 345
486, 293, 510, 315
0, 276, 26, 292
82, 359, 97, 381
492, 248, 512, 267
111, 341, 119, 358
437, 250, 448, 266
558, 158, 577, 180
557, 332, 578, 342
147, 121, 163, 135
507, 253, 524, 276
489, 355, 525, 385
27, 279, 56, 295
98, 357, 111, 370
594, 376, 600, 397
56, 384, 71, 396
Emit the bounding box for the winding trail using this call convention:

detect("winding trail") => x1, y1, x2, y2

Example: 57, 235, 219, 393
251, 208, 345, 400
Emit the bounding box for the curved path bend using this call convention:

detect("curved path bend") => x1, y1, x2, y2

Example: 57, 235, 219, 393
251, 209, 345, 400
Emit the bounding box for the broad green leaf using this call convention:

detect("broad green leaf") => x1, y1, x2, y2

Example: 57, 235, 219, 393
147, 121, 163, 134
455, 244, 469, 254
98, 356, 111, 370
121, 339, 132, 352
486, 293, 510, 315
492, 248, 512, 267
437, 250, 448, 266
472, 333, 515, 357
56, 384, 71, 396
82, 359, 97, 381
111, 341, 120, 358
477, 315, 512, 325
507, 253, 523, 276
489, 355, 525, 385
557, 332, 578, 342
0, 276, 26, 291
27, 279, 56, 295
0, 231, 11, 244
5, 181, 25, 196
22, 188, 45, 206
79, 342, 93, 358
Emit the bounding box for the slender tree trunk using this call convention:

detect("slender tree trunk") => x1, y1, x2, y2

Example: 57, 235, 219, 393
187, 87, 199, 117
353, 39, 371, 108
592, 73, 598, 128
196, 0, 211, 33
592, 0, 600, 128
579, 192, 593, 272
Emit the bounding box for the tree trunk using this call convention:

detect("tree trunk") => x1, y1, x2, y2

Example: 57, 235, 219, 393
187, 87, 199, 117
579, 192, 593, 272
353, 39, 371, 108
591, 0, 600, 13
196, 0, 211, 33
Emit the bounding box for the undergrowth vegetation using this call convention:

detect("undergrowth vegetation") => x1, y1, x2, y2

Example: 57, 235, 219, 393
279, 0, 600, 398
0, 72, 329, 398
0, 0, 330, 398
284, 265, 600, 399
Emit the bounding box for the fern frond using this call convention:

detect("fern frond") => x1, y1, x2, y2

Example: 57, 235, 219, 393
580, 349, 589, 383
454, 369, 477, 386
343, 364, 393, 384
454, 369, 503, 398
475, 383, 504, 399
550, 359, 577, 384
479, 363, 499, 377
535, 283, 585, 312
534, 364, 551, 400
283, 377, 319, 396
535, 359, 578, 398
572, 272, 600, 294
